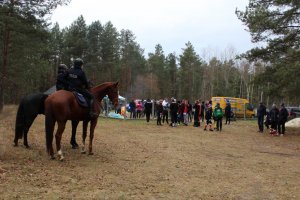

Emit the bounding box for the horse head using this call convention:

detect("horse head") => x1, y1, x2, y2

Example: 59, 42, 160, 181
107, 82, 119, 108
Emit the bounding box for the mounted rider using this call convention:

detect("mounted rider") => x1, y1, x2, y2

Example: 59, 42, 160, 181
66, 58, 97, 119
56, 64, 68, 91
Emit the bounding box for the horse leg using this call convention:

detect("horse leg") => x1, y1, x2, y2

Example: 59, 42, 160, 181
23, 129, 29, 148
81, 120, 88, 154
70, 120, 79, 149
23, 116, 38, 148
88, 119, 98, 155
55, 121, 66, 161
45, 120, 55, 159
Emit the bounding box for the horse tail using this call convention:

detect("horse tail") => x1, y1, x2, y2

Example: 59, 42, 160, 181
45, 105, 55, 153
15, 99, 27, 141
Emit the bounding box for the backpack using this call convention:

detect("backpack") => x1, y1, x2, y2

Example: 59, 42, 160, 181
214, 107, 223, 118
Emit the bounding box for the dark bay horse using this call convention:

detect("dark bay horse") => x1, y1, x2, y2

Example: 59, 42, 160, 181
45, 82, 119, 160
14, 93, 82, 149
14, 93, 48, 148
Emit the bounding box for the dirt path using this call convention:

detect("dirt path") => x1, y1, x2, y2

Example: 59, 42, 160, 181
0, 106, 300, 199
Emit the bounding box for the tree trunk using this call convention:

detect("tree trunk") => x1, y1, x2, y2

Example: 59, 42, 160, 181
1, 20, 11, 113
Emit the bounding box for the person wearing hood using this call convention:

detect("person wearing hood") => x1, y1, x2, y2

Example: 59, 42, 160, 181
278, 103, 289, 136
269, 103, 279, 135
257, 102, 267, 133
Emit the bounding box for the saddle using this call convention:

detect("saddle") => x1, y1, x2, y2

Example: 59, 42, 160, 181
73, 92, 89, 108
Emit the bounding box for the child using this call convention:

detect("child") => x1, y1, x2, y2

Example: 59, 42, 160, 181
213, 103, 223, 131
204, 104, 213, 131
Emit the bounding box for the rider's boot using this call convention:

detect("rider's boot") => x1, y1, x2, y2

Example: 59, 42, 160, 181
89, 99, 98, 119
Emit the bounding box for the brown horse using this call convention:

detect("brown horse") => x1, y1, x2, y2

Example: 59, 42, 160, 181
44, 82, 119, 160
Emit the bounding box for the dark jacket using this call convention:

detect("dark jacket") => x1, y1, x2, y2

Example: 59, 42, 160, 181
129, 101, 136, 112
201, 103, 205, 116
205, 107, 212, 120
270, 107, 279, 122
67, 66, 89, 90
257, 104, 267, 117
193, 103, 201, 118
144, 101, 152, 113
56, 72, 68, 90
278, 107, 289, 123
156, 104, 163, 115
225, 104, 231, 117
170, 101, 178, 113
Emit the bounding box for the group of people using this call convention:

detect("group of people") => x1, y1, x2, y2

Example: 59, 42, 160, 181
131, 98, 233, 132
257, 102, 289, 136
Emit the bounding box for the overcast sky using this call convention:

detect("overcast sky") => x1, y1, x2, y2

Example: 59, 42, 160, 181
51, 0, 256, 58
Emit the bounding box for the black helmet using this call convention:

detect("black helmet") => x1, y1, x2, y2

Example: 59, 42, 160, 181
58, 64, 67, 73
74, 58, 84, 67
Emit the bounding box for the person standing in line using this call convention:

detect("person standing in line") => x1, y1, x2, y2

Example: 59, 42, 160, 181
170, 98, 178, 127
182, 100, 189, 126
225, 102, 232, 125
193, 100, 201, 127
156, 100, 163, 125
278, 103, 289, 136
136, 100, 143, 118
129, 99, 136, 119
269, 104, 279, 135
177, 100, 183, 125
144, 99, 152, 123
188, 101, 193, 123
213, 102, 223, 131
162, 98, 169, 124
204, 103, 213, 131
201, 101, 205, 122
257, 102, 267, 133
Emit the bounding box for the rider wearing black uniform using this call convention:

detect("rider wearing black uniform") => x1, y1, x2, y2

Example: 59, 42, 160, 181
56, 64, 68, 90
66, 58, 96, 118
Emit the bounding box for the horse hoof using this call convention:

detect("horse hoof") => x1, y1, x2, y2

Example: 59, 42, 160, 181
50, 156, 55, 160
71, 142, 79, 149
25, 145, 30, 149
59, 157, 64, 161
88, 152, 94, 155
81, 151, 86, 154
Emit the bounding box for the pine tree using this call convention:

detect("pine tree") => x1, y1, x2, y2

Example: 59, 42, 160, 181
236, 0, 300, 103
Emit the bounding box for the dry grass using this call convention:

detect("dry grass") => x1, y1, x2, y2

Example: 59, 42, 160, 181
0, 105, 300, 200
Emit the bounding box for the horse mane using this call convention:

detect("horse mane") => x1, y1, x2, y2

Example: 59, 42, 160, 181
90, 82, 116, 100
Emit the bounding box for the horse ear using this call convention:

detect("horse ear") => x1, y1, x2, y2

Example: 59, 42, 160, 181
115, 82, 119, 86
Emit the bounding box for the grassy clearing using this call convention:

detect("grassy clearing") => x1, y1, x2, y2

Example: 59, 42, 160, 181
0, 105, 300, 199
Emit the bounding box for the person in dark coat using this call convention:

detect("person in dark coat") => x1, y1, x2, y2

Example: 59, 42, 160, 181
193, 100, 201, 127
278, 103, 289, 136
56, 64, 68, 90
204, 104, 213, 131
188, 101, 193, 123
156, 100, 163, 125
201, 101, 205, 122
129, 99, 136, 119
66, 58, 96, 118
225, 102, 231, 125
144, 99, 152, 123
257, 102, 267, 133
269, 104, 279, 134
169, 98, 178, 127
